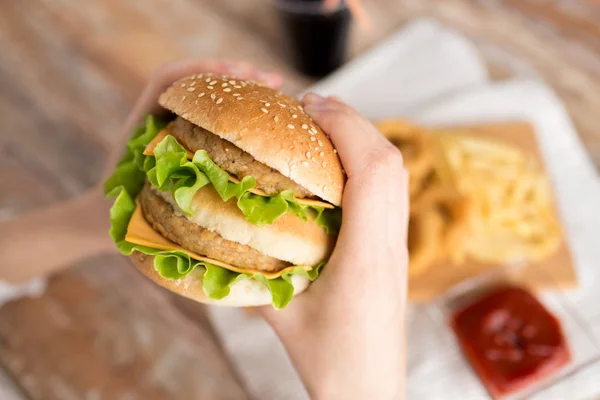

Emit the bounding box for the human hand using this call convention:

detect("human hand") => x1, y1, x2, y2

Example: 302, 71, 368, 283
0, 59, 283, 285
323, 0, 371, 30
104, 59, 284, 176
260, 94, 409, 399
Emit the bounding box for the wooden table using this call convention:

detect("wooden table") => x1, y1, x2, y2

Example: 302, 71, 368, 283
1, 1, 599, 398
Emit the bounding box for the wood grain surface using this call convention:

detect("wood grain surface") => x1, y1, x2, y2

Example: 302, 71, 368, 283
1, 0, 599, 398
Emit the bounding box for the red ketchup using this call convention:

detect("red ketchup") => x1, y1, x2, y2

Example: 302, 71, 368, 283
451, 286, 570, 398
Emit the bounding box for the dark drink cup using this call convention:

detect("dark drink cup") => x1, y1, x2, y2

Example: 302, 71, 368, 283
274, 0, 351, 78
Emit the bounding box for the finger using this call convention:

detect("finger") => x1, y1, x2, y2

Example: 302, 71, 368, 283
323, 0, 341, 11
104, 59, 283, 177
222, 60, 284, 89
303, 94, 408, 253
302, 93, 399, 177
346, 0, 373, 31
127, 59, 281, 128
401, 170, 410, 242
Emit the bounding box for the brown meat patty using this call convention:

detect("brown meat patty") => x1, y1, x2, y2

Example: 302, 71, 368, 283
167, 117, 313, 199
139, 184, 291, 272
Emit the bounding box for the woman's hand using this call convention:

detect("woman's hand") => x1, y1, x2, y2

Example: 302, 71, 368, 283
260, 94, 409, 400
105, 59, 283, 175
0, 60, 283, 284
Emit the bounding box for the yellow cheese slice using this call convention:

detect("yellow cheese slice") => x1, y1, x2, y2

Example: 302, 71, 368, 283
144, 130, 334, 209
125, 203, 312, 279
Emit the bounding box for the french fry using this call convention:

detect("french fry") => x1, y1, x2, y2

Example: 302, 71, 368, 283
435, 133, 562, 264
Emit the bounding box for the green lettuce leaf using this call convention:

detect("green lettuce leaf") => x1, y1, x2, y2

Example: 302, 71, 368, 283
314, 207, 343, 235
104, 115, 166, 196
148, 134, 341, 232
106, 184, 321, 309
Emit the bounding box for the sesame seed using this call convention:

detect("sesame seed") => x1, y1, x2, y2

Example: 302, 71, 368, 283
298, 105, 304, 111
210, 80, 217, 85
216, 97, 223, 104
222, 83, 228, 87
190, 81, 196, 86
265, 103, 271, 107
306, 152, 311, 158
205, 78, 211, 82
234, 85, 242, 89
274, 116, 279, 122
229, 80, 236, 84
289, 145, 294, 149
237, 97, 244, 100
261, 108, 268, 114
322, 161, 327, 167
318, 140, 323, 146
292, 114, 298, 118
224, 88, 231, 92
198, 92, 205, 97
310, 127, 317, 134
180, 83, 187, 87
210, 93, 216, 100
302, 124, 308, 129
225, 148, 229, 152
181, 95, 186, 100
288, 124, 295, 129
333, 149, 338, 154
320, 152, 324, 156
279, 103, 287, 108
207, 86, 214, 90
233, 93, 240, 97
186, 87, 195, 92
310, 137, 316, 141
315, 147, 319, 151
302, 161, 309, 166
260, 100, 266, 103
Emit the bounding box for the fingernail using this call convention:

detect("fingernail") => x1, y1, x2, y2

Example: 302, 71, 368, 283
223, 61, 250, 76
303, 93, 328, 111
223, 64, 240, 75
256, 71, 280, 86
255, 70, 269, 80
305, 93, 327, 104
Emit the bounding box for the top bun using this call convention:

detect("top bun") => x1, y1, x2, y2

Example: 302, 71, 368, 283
158, 73, 345, 206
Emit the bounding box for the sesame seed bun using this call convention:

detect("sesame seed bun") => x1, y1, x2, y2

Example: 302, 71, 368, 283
158, 73, 345, 206
130, 251, 311, 307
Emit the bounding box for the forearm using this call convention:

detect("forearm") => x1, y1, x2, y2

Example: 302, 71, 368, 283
0, 187, 114, 283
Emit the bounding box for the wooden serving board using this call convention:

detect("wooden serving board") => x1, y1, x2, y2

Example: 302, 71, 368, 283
408, 122, 577, 302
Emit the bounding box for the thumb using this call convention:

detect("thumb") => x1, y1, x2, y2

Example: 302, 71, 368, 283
303, 94, 409, 244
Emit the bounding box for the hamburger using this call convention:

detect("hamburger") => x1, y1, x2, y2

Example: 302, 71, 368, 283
104, 73, 345, 309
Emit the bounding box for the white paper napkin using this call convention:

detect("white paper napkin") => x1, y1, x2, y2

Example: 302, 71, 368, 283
0, 279, 47, 306
207, 18, 600, 399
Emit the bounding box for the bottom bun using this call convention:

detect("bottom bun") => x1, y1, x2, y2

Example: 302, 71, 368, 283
129, 251, 311, 307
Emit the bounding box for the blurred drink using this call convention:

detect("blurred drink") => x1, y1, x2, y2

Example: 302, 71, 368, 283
274, 0, 351, 77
